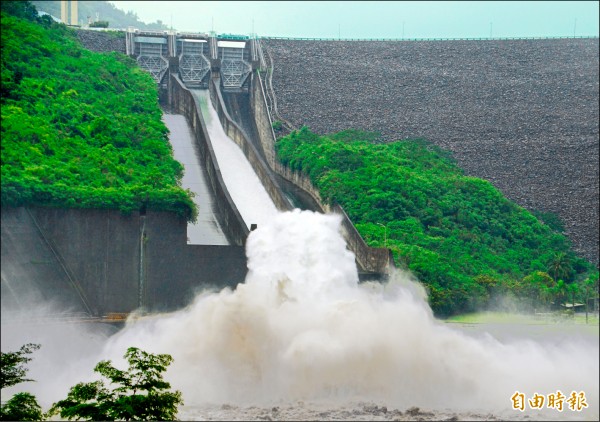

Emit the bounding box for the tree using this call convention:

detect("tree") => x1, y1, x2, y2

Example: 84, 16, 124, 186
1, 343, 41, 390
581, 273, 599, 323
275, 127, 596, 316
0, 343, 43, 421
89, 20, 109, 28
48, 347, 183, 421
547, 251, 572, 283
1, 392, 43, 421
0, 1, 39, 22
521, 271, 556, 311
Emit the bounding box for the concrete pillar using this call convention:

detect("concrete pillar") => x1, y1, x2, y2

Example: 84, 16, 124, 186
60, 0, 68, 24
249, 39, 260, 70
70, 0, 78, 25
125, 28, 133, 55
168, 31, 177, 57
60, 0, 78, 25
209, 35, 221, 75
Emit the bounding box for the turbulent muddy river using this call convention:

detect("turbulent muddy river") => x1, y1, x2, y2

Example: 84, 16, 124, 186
2, 211, 597, 421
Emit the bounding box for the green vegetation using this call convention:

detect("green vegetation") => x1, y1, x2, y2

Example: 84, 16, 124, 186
49, 347, 182, 421
1, 343, 182, 421
1, 3, 197, 221
89, 20, 109, 28
276, 127, 598, 316
446, 311, 599, 325
0, 343, 43, 421
31, 1, 169, 30
272, 120, 283, 131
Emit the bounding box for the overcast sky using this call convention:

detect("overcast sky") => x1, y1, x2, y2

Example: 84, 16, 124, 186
109, 1, 599, 39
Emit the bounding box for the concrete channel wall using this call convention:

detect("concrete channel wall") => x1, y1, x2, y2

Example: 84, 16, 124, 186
204, 68, 392, 274
208, 78, 293, 212
249, 70, 394, 273
168, 74, 250, 245
1, 207, 247, 317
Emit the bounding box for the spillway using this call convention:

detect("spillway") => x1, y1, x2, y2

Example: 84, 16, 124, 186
191, 89, 279, 230
164, 89, 278, 243
163, 112, 229, 245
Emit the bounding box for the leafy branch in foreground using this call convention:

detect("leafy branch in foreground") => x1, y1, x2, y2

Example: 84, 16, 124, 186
1, 343, 40, 389
48, 347, 182, 421
0, 343, 43, 421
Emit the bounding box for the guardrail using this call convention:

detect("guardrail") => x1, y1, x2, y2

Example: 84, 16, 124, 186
116, 27, 598, 42
251, 68, 394, 274
261, 35, 599, 41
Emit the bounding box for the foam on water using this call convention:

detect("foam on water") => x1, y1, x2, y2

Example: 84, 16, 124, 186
93, 210, 598, 418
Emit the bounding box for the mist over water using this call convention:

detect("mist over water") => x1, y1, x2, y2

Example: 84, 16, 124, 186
0, 308, 117, 409
102, 210, 598, 418
2, 210, 598, 420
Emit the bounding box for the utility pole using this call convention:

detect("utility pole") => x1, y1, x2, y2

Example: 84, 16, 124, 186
574, 18, 577, 37
338, 23, 341, 40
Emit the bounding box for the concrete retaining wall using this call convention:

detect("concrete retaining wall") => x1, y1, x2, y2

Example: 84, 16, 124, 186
249, 71, 394, 273
168, 74, 249, 245
1, 207, 247, 316
208, 77, 293, 212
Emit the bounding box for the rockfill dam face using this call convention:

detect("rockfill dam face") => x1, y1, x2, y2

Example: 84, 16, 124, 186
3, 32, 598, 319
261, 37, 599, 265
76, 30, 599, 264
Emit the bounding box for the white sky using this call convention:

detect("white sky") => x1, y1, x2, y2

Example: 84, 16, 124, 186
109, 1, 599, 39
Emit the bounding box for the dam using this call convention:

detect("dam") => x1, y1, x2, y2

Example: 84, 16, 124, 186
0, 12, 598, 419
1, 31, 392, 320
1, 27, 597, 321
73, 28, 599, 264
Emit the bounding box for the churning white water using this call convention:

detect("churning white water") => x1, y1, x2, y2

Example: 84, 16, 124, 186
1, 210, 598, 420
1, 211, 598, 420
89, 210, 596, 420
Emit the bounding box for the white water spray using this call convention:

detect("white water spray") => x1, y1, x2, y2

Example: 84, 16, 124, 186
93, 210, 598, 419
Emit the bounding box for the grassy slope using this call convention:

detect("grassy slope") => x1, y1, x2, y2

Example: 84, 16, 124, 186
1, 11, 196, 221
276, 128, 597, 316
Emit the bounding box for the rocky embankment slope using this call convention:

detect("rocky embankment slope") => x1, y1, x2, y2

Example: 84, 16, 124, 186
76, 29, 126, 54
74, 30, 599, 264
263, 38, 599, 264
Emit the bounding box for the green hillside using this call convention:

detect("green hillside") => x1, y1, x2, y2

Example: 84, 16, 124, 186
276, 127, 598, 316
1, 2, 196, 221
